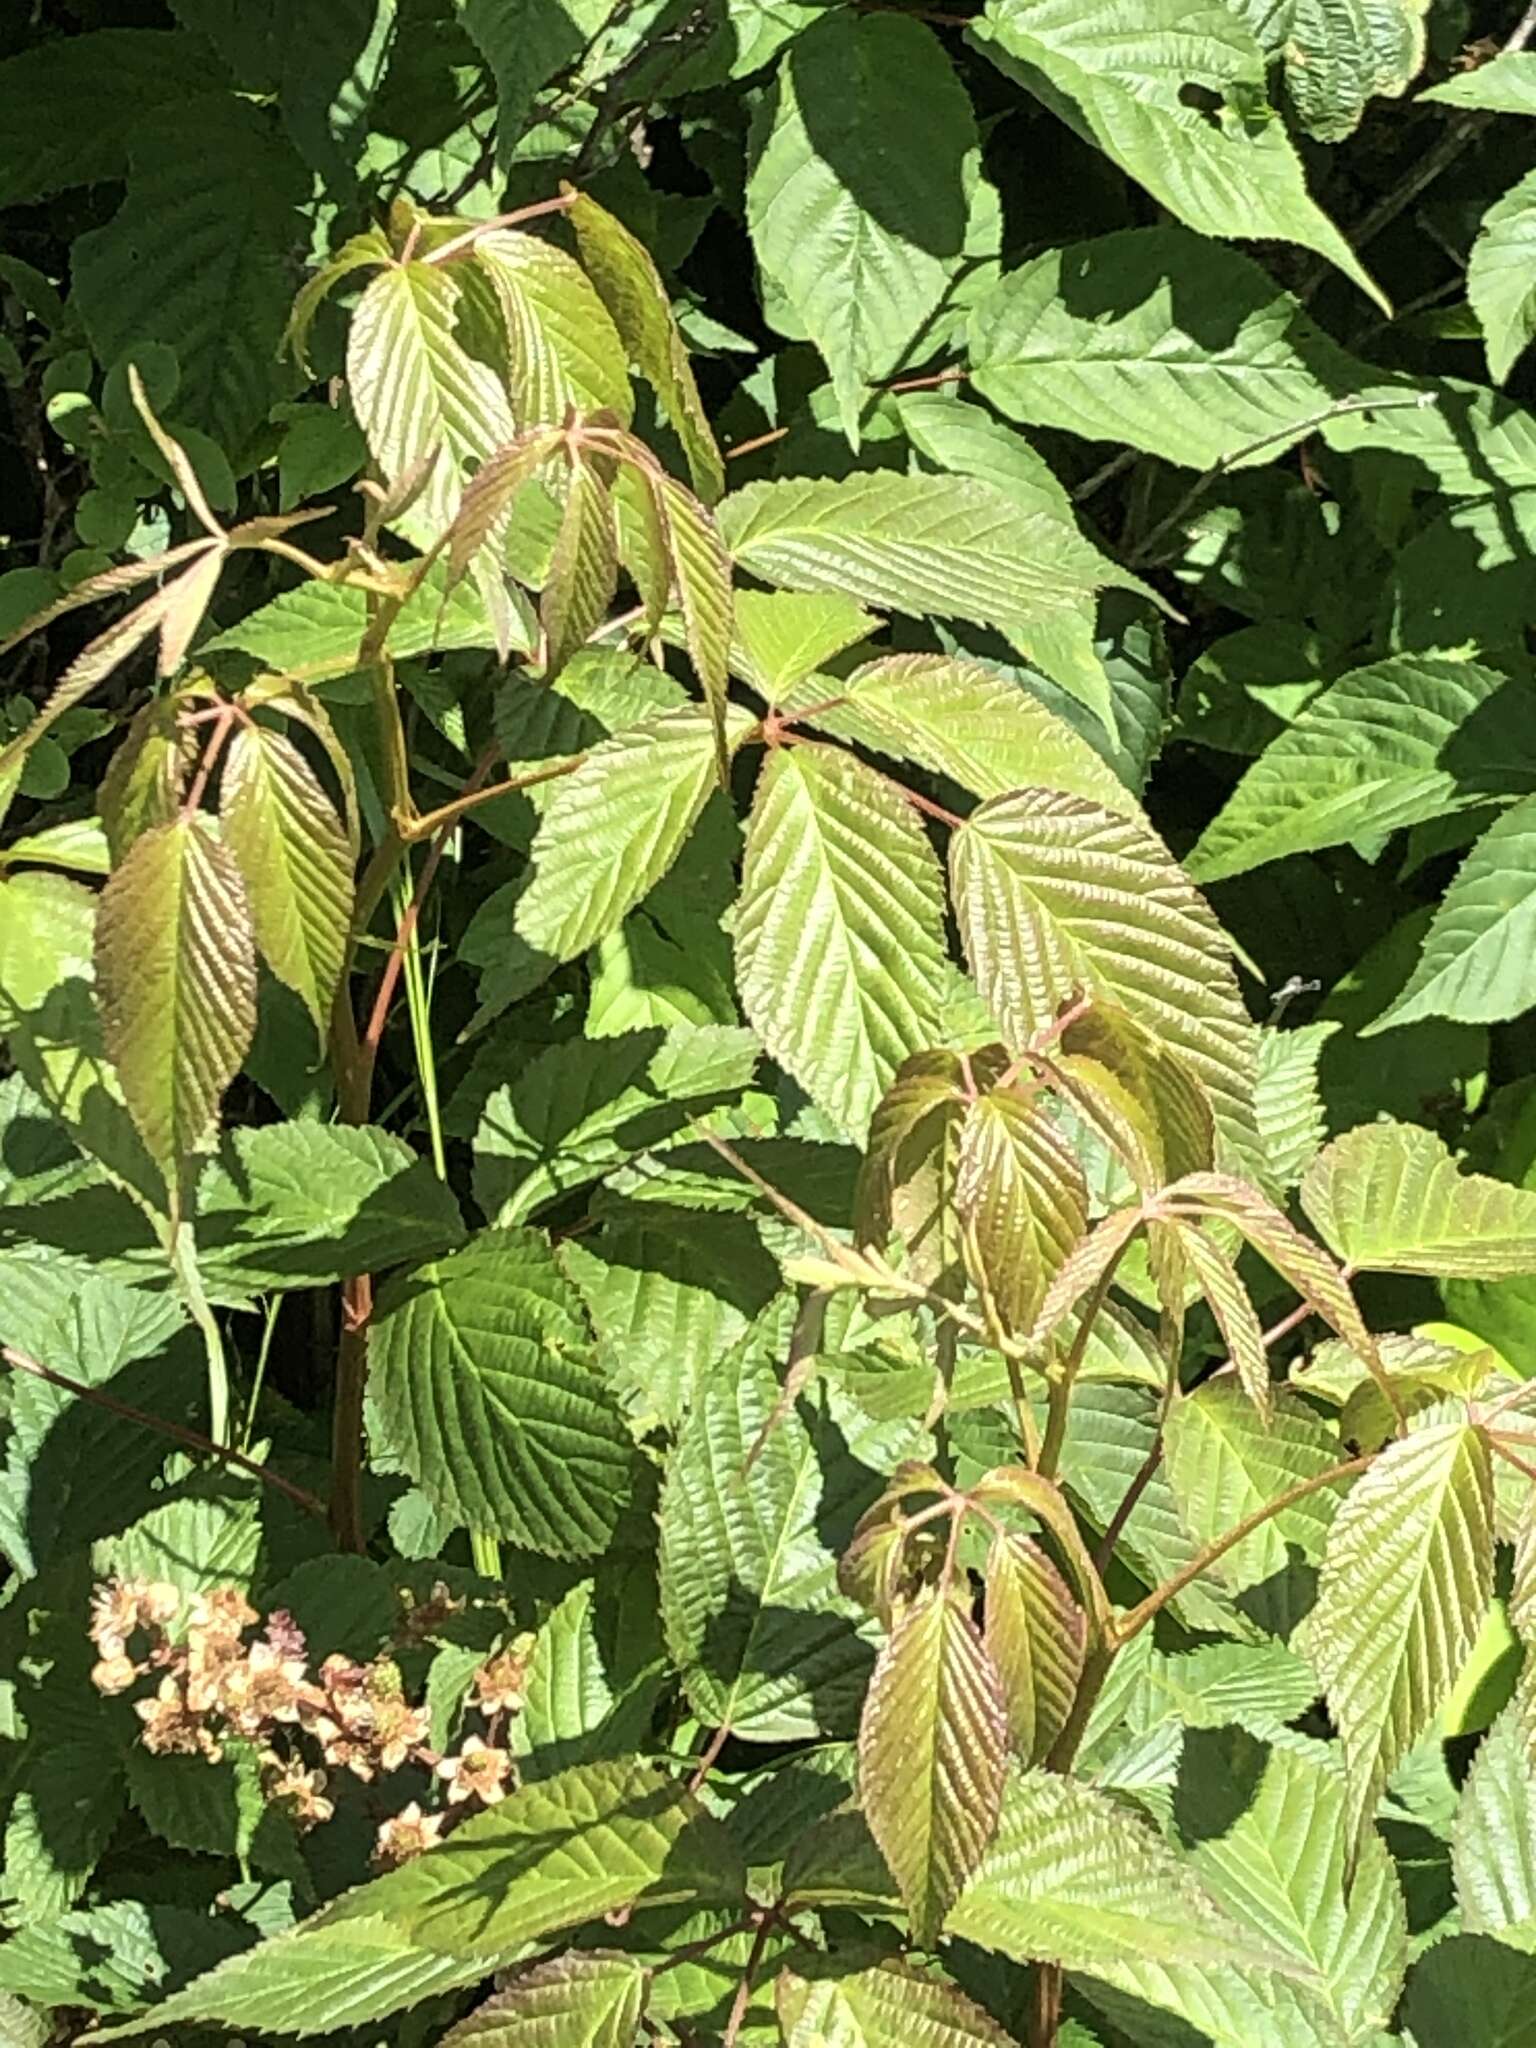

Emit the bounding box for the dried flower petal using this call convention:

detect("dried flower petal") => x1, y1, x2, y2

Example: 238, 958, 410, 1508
475, 1634, 535, 1717
374, 1800, 445, 1867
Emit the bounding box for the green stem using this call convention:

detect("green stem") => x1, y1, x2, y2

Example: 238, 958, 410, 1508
168, 1221, 230, 1446
241, 1294, 282, 1453
471, 1528, 502, 1578
1038, 1251, 1127, 1481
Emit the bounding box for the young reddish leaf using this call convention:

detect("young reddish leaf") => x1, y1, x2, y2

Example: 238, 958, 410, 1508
1170, 1218, 1271, 1417
956, 1087, 1088, 1338
855, 1049, 975, 1296
445, 427, 560, 596
93, 815, 257, 1197
1168, 1173, 1381, 1385
1030, 1204, 1145, 1349
859, 1590, 1008, 1947
984, 1532, 1085, 1766
438, 1953, 645, 2048
220, 722, 355, 1034
98, 696, 196, 863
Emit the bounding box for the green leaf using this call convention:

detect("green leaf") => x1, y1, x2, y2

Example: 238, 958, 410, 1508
1164, 1382, 1344, 1592
366, 1228, 633, 1557
984, 1532, 1085, 1766
1470, 170, 1536, 384
1402, 1935, 1536, 2048
949, 1767, 1267, 1975
951, 788, 1260, 1167
473, 229, 633, 427
439, 1955, 647, 2048
72, 99, 308, 452
205, 559, 517, 679
804, 653, 1142, 818
1253, 1022, 1337, 1188
95, 1761, 743, 2040
0, 1262, 193, 1576
957, 1088, 1088, 1336
1192, 1745, 1408, 2041
1186, 655, 1536, 883
1282, 0, 1427, 142
270, 0, 395, 188
746, 14, 978, 436
860, 1591, 1009, 1947
516, 707, 748, 962
94, 815, 257, 1192
735, 743, 948, 1138
1302, 1119, 1536, 1278
220, 723, 353, 1034
562, 1206, 777, 1428
730, 589, 879, 699
472, 1025, 758, 1225
1054, 1383, 1246, 1636
971, 0, 1384, 309
514, 1574, 664, 1780
3, 1737, 127, 1921
723, 472, 1136, 665
969, 227, 1371, 472
1368, 798, 1536, 1030
1421, 51, 1536, 112
461, 0, 609, 167
98, 697, 196, 865
347, 259, 516, 550
0, 30, 219, 207
660, 1358, 920, 1741
103, 1473, 261, 1605
0, 1900, 242, 2017
195, 1120, 466, 1288
566, 189, 724, 502
1453, 1695, 1536, 1952
777, 1960, 1018, 2048
1310, 1418, 1494, 1842
125, 1743, 266, 1864
542, 456, 619, 678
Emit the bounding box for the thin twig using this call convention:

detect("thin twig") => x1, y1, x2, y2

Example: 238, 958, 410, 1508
722, 1915, 775, 2048
1128, 394, 1436, 566
1114, 1456, 1368, 1643
687, 1718, 733, 1793
423, 193, 577, 268
0, 1346, 327, 1521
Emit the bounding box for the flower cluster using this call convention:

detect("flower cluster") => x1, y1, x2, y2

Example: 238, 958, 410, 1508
89, 1576, 535, 1867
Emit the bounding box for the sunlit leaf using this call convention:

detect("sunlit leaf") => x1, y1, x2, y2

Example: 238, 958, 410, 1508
1302, 1119, 1536, 1278
984, 1532, 1084, 1765
1310, 1418, 1495, 1842
220, 723, 354, 1034
94, 816, 257, 1194
951, 787, 1260, 1167
860, 1590, 1009, 1946
735, 742, 949, 1138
